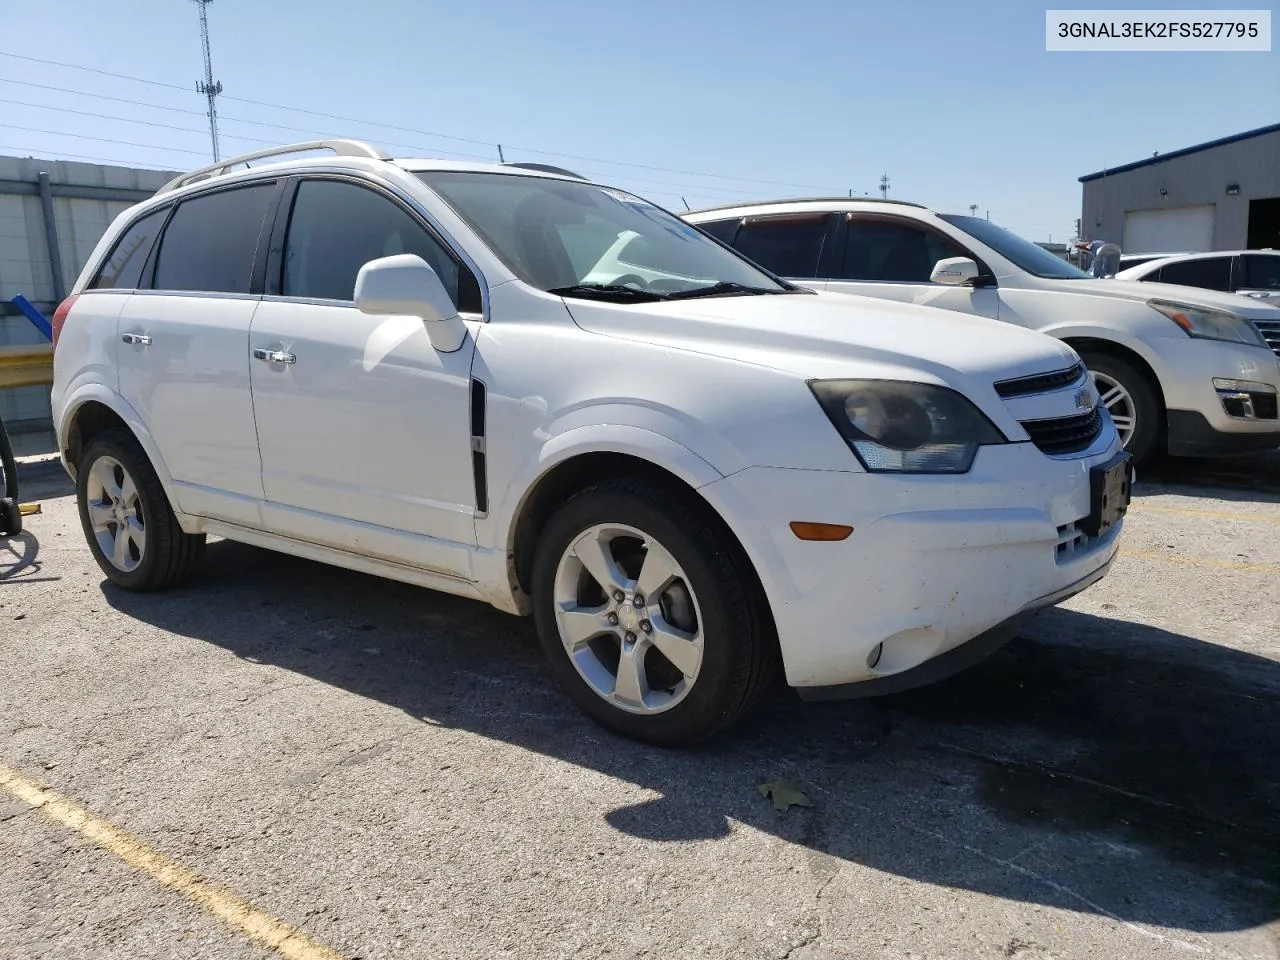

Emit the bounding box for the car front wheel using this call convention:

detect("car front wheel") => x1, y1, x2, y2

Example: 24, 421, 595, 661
531, 476, 776, 745
1080, 350, 1161, 464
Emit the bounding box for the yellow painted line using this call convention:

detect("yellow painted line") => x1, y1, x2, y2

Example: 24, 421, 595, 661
1121, 548, 1280, 576
0, 761, 346, 960
1133, 505, 1280, 525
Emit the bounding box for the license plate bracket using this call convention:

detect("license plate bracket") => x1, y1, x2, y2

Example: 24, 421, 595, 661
1081, 452, 1131, 537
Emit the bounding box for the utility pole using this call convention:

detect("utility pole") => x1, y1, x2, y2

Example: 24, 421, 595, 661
879, 173, 890, 199
192, 0, 223, 161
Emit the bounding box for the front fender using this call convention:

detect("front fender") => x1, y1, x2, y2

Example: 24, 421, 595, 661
1037, 322, 1168, 378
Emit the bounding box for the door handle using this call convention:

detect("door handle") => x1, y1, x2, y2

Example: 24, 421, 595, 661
121, 333, 152, 345
253, 348, 296, 364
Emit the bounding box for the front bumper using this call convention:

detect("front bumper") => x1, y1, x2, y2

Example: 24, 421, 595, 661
699, 441, 1125, 691
1153, 337, 1280, 444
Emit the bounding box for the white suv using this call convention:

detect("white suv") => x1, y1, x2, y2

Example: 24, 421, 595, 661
51, 141, 1129, 744
685, 200, 1280, 462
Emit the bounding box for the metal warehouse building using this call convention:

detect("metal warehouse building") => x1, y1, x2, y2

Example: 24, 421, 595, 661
1080, 122, 1280, 255
0, 154, 176, 444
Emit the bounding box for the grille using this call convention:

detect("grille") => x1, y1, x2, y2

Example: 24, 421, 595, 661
994, 362, 1087, 398
1253, 318, 1280, 359
1020, 407, 1103, 455
1253, 392, 1279, 420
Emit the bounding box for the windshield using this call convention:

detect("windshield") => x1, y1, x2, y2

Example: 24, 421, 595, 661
938, 214, 1091, 280
416, 172, 789, 300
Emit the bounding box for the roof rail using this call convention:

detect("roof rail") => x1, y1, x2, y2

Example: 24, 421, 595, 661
503, 161, 587, 180
686, 196, 928, 216
157, 140, 390, 195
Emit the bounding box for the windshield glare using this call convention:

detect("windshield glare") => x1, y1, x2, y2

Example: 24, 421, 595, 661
416, 172, 785, 296
939, 214, 1092, 280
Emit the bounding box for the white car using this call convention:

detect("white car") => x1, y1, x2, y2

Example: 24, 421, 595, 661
685, 200, 1280, 462
1114, 250, 1280, 305
50, 141, 1129, 744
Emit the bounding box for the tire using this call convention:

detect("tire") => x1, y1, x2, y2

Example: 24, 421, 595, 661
0, 498, 20, 537
76, 427, 205, 591
0, 415, 17, 502
1080, 350, 1162, 464
531, 475, 776, 746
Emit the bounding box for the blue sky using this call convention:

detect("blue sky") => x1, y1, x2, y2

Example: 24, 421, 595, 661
1, 0, 1276, 240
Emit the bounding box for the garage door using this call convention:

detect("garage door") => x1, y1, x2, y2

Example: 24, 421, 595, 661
1123, 205, 1215, 253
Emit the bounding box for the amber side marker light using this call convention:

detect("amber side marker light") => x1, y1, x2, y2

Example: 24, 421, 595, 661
789, 521, 854, 542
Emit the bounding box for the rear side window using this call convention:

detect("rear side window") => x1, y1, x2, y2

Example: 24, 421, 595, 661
1243, 254, 1280, 290
842, 219, 966, 283
152, 184, 277, 294
696, 219, 739, 243
732, 215, 828, 278
1156, 257, 1232, 292
283, 179, 480, 311
90, 208, 168, 290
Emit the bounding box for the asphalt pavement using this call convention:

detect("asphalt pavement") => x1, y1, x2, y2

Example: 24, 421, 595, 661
1, 453, 1277, 960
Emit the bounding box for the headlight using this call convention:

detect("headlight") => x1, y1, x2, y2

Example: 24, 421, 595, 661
1148, 299, 1268, 348
809, 380, 1006, 473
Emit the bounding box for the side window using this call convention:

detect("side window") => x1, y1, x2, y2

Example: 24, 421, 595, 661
1156, 257, 1232, 291
731, 215, 828, 278
1243, 255, 1280, 290
841, 219, 966, 283
153, 184, 277, 294
283, 179, 480, 311
90, 208, 168, 290
696, 219, 739, 244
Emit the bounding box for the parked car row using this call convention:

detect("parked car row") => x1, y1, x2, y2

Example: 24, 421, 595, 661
682, 200, 1280, 463
46, 139, 1269, 745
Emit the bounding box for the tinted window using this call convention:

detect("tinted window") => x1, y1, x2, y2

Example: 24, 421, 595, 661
696, 219, 739, 243
283, 179, 477, 310
91, 208, 168, 290
841, 219, 967, 282
153, 184, 276, 294
1243, 254, 1280, 290
1157, 257, 1232, 291
732, 216, 828, 278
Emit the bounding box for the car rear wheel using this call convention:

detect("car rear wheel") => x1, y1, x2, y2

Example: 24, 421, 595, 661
531, 476, 775, 745
1080, 351, 1161, 464
76, 427, 205, 591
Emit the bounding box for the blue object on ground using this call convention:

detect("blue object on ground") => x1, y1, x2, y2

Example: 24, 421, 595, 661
10, 295, 52, 341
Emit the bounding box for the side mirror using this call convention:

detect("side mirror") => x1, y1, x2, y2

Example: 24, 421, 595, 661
930, 256, 980, 286
354, 254, 467, 353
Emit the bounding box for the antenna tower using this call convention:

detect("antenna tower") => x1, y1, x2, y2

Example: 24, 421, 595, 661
192, 0, 223, 161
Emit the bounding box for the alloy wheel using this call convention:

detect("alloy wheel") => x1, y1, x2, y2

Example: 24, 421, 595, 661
1093, 370, 1136, 448
85, 455, 146, 573
552, 523, 704, 714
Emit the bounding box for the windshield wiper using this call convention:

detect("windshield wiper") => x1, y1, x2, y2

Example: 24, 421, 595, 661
663, 281, 791, 300
546, 283, 668, 303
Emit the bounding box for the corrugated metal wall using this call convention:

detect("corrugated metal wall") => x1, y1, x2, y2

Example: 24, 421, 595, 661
0, 155, 177, 442
1081, 130, 1280, 251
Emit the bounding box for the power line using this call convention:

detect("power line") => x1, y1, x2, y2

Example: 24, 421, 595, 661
0, 143, 177, 169
0, 125, 211, 156
0, 51, 834, 191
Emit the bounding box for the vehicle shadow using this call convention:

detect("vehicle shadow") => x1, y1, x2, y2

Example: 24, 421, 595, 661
102, 540, 1280, 934
1136, 449, 1280, 502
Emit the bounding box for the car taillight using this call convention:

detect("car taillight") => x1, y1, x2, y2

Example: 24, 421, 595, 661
51, 294, 79, 350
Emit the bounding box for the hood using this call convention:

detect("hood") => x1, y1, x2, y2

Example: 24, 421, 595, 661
1038, 277, 1280, 319
562, 290, 1078, 387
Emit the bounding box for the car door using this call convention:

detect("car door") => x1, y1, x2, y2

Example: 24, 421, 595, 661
826, 214, 1000, 319
249, 176, 481, 578
718, 213, 835, 290
1153, 256, 1233, 293
116, 180, 281, 527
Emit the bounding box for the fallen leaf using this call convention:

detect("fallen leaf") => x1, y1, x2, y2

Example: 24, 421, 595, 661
758, 779, 813, 813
